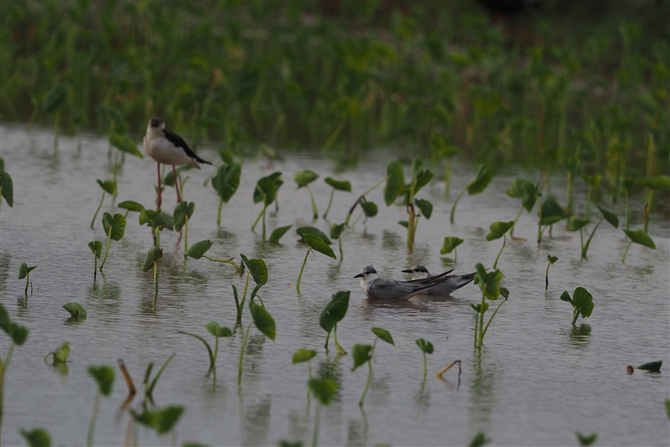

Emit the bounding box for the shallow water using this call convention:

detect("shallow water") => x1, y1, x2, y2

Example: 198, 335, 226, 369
1, 124, 668, 446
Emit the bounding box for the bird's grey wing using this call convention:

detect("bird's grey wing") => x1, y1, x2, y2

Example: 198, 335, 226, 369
163, 129, 211, 165
368, 279, 416, 300
404, 269, 455, 284
427, 272, 477, 295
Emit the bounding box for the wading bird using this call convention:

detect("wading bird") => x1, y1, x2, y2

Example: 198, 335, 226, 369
143, 117, 212, 209
354, 265, 456, 300
401, 265, 475, 296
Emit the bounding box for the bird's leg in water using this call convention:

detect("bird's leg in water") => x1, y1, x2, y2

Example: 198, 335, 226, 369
156, 163, 162, 210
172, 164, 182, 203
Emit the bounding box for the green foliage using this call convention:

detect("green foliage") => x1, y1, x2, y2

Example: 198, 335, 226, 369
474, 263, 502, 300
415, 338, 434, 354
212, 162, 241, 202
560, 287, 594, 324
205, 321, 233, 338
102, 213, 126, 241
319, 291, 350, 333
109, 134, 143, 158
0, 304, 29, 345
351, 344, 373, 371
547, 255, 558, 264
296, 227, 332, 245
576, 432, 598, 446
623, 229, 656, 249
173, 201, 195, 232
140, 209, 175, 231
330, 223, 345, 240
371, 327, 394, 345
240, 254, 268, 287
324, 178, 351, 192
304, 233, 336, 259
0, 158, 14, 207
96, 179, 116, 195
540, 198, 569, 226
486, 221, 514, 241
360, 201, 378, 217
42, 84, 67, 114
293, 170, 319, 187
63, 302, 87, 320
88, 365, 115, 396
441, 237, 464, 254
131, 406, 185, 435
583, 174, 602, 189
414, 198, 433, 219
638, 175, 670, 190
597, 206, 619, 228
88, 241, 103, 259
117, 201, 145, 212
466, 165, 492, 195
142, 247, 163, 272
253, 172, 283, 206
292, 349, 317, 364
20, 428, 51, 447
185, 240, 213, 259
308, 378, 338, 406
468, 432, 491, 447
250, 301, 276, 341
567, 217, 590, 232
18, 262, 37, 279
269, 225, 292, 243
384, 160, 405, 206
45, 341, 70, 364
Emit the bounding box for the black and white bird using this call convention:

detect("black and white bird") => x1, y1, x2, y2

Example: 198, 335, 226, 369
401, 265, 476, 296
143, 117, 212, 209
354, 265, 456, 300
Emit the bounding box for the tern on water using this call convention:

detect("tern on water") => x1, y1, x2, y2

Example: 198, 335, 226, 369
401, 265, 476, 296
354, 265, 456, 300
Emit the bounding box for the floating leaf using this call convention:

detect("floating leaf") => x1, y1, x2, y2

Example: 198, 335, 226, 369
371, 327, 394, 346
292, 348, 317, 364
173, 201, 195, 231
297, 227, 332, 245
63, 302, 87, 319
330, 223, 345, 240
20, 428, 51, 447
19, 262, 37, 279
294, 170, 319, 188
269, 225, 292, 243
567, 217, 590, 232
414, 198, 433, 219
142, 247, 163, 272
308, 378, 338, 406
205, 321, 233, 338
42, 84, 67, 114
185, 240, 213, 259
0, 170, 14, 207
88, 365, 115, 396
250, 301, 276, 341
212, 162, 241, 202
319, 291, 350, 333
466, 165, 492, 195
440, 237, 464, 254
623, 229, 656, 249
547, 255, 558, 264
324, 177, 351, 192
486, 221, 514, 241
636, 360, 662, 372
351, 344, 373, 371
304, 233, 336, 259
117, 201, 145, 212
109, 134, 143, 159
384, 161, 405, 206
360, 201, 378, 217
416, 338, 434, 354
102, 213, 126, 241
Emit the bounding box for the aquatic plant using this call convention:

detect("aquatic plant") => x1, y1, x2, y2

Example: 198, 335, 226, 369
87, 241, 102, 281
41, 83, 67, 149
43, 341, 70, 366
130, 405, 185, 438
415, 339, 434, 383
440, 236, 464, 261
450, 165, 492, 224
211, 161, 241, 226
308, 378, 338, 447
486, 221, 514, 269
430, 137, 460, 196
86, 365, 114, 447
560, 287, 594, 325
322, 178, 351, 219
98, 212, 126, 272
621, 229, 656, 264
330, 223, 345, 261
20, 428, 51, 447
506, 179, 540, 238
179, 323, 231, 378
238, 299, 276, 390
570, 206, 619, 259
292, 348, 317, 403
0, 158, 13, 207
576, 432, 597, 446
468, 432, 491, 447
63, 303, 87, 321
139, 209, 174, 248
319, 291, 350, 356
185, 240, 240, 273
472, 263, 508, 349
294, 170, 319, 219
537, 197, 569, 243
353, 327, 394, 407
269, 225, 293, 244
296, 233, 336, 294
173, 201, 195, 251
142, 246, 163, 304
582, 174, 601, 220
18, 262, 37, 297
251, 172, 283, 240
232, 255, 268, 324
0, 304, 29, 435
545, 255, 558, 291
638, 175, 670, 233
90, 180, 116, 229
343, 177, 385, 226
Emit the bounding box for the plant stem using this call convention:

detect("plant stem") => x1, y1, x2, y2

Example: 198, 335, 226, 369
87, 391, 101, 447
359, 359, 373, 407
307, 186, 318, 219
444, 158, 452, 197
407, 203, 415, 252
202, 256, 240, 274
99, 229, 113, 272
261, 207, 267, 241
571, 309, 579, 326
311, 402, 321, 447
422, 352, 427, 382
338, 237, 343, 262
477, 289, 486, 349
621, 240, 633, 264
237, 272, 250, 324
153, 261, 158, 305
323, 189, 335, 219
583, 186, 592, 220
90, 191, 105, 229
492, 234, 506, 269
24, 274, 29, 296
579, 227, 585, 258
296, 249, 311, 294
450, 187, 466, 224
251, 207, 264, 233
238, 323, 252, 390
566, 171, 573, 216
624, 189, 629, 230
644, 190, 652, 234
184, 215, 189, 253
93, 257, 97, 281
481, 298, 507, 340
217, 199, 223, 226
333, 324, 347, 356
545, 262, 550, 291
582, 218, 603, 259
511, 204, 523, 238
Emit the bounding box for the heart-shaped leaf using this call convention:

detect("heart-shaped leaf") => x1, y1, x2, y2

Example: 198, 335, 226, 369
360, 201, 378, 217
131, 406, 185, 434
139, 210, 174, 231
547, 255, 558, 264
440, 237, 464, 254
304, 233, 336, 259
324, 177, 352, 192
0, 170, 14, 207
351, 344, 373, 371
540, 198, 568, 226
466, 165, 492, 195
597, 206, 618, 228
583, 174, 602, 189
184, 240, 213, 259
63, 302, 87, 320
117, 201, 145, 213
52, 341, 70, 363
319, 291, 350, 333
384, 161, 405, 206
330, 223, 345, 240
96, 179, 117, 195
292, 348, 317, 364
567, 217, 589, 232
240, 254, 268, 286
20, 428, 51, 447
486, 221, 514, 241
250, 301, 276, 341
638, 175, 670, 190
371, 327, 394, 345
109, 134, 143, 159
88, 241, 103, 259
297, 227, 332, 245
212, 162, 241, 202
173, 201, 195, 231
269, 225, 292, 243
294, 170, 319, 188
102, 213, 126, 241
205, 321, 233, 338
623, 229, 656, 249
142, 247, 163, 272
88, 365, 115, 396
414, 198, 433, 219
474, 263, 502, 300
416, 338, 434, 354
19, 263, 37, 279
308, 378, 338, 405
253, 172, 282, 206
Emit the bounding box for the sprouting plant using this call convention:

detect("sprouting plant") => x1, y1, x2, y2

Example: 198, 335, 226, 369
545, 255, 558, 291
20, 428, 52, 447
87, 365, 115, 447
296, 233, 336, 294
212, 160, 241, 226
173, 201, 195, 251
506, 179, 540, 238
353, 327, 395, 407
185, 240, 240, 273
238, 298, 276, 391
621, 229, 656, 264
440, 236, 464, 261
142, 353, 175, 402
90, 180, 116, 229
343, 177, 386, 226
330, 223, 345, 261
99, 212, 126, 272
582, 174, 601, 219
0, 304, 29, 435
269, 225, 292, 244
467, 432, 491, 447
429, 136, 460, 196
43, 341, 70, 366
0, 158, 14, 208
18, 262, 37, 297
537, 197, 569, 243
569, 206, 619, 259
620, 176, 637, 231
560, 287, 594, 325
143, 246, 164, 304
139, 209, 174, 248
319, 291, 350, 356
415, 339, 434, 385
308, 378, 337, 447
42, 83, 67, 149
179, 322, 232, 379
486, 221, 514, 269
63, 303, 87, 321
294, 170, 320, 219
117, 200, 145, 218
232, 255, 268, 325
323, 177, 351, 219
472, 263, 508, 349
576, 431, 597, 446
450, 164, 492, 224
130, 405, 185, 439
251, 171, 283, 240
88, 241, 102, 281
638, 175, 670, 233
562, 155, 579, 215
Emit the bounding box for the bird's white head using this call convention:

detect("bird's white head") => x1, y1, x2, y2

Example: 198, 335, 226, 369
354, 265, 378, 285
401, 264, 430, 279
146, 117, 165, 136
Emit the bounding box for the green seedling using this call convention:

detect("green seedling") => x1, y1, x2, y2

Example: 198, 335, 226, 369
88, 241, 102, 281
620, 176, 637, 231
143, 353, 175, 401
296, 233, 336, 294
43, 341, 70, 366
233, 255, 268, 325
87, 365, 115, 447
576, 432, 597, 446
638, 174, 670, 233
323, 177, 351, 219
330, 223, 345, 261
467, 432, 491, 447
18, 262, 37, 297
90, 180, 116, 229
139, 209, 174, 248
582, 174, 601, 219
560, 287, 594, 325
212, 161, 241, 226
0, 304, 29, 435
578, 206, 619, 259
562, 155, 579, 215
173, 201, 195, 251
117, 200, 145, 218
20, 428, 51, 447
545, 255, 558, 291
308, 378, 338, 447
506, 179, 540, 238
319, 291, 350, 356
429, 136, 460, 196
130, 405, 185, 436
251, 172, 283, 240
143, 246, 164, 304
486, 221, 514, 269
185, 240, 240, 274
415, 339, 434, 384
440, 237, 464, 261
472, 263, 508, 349
99, 212, 126, 272
0, 158, 14, 207
450, 164, 492, 224
63, 302, 87, 321
238, 299, 275, 391
297, 227, 332, 244
294, 170, 320, 219
179, 323, 231, 378
42, 83, 67, 148
353, 327, 395, 407
344, 177, 386, 226
622, 229, 656, 264
269, 225, 292, 244
537, 197, 569, 243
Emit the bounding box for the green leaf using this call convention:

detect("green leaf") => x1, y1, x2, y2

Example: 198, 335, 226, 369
88, 241, 103, 259
567, 217, 590, 232
572, 287, 595, 318
575, 432, 597, 447
0, 304, 29, 345
324, 177, 352, 192
308, 378, 338, 406
18, 262, 37, 279
42, 84, 67, 114
96, 179, 116, 195
414, 198, 433, 219
250, 301, 276, 341
102, 213, 126, 241
351, 344, 373, 371
467, 432, 491, 447
269, 225, 292, 243
240, 254, 268, 286
547, 255, 558, 264
173, 201, 195, 231
297, 227, 332, 245
140, 210, 174, 231
292, 348, 317, 364
384, 161, 405, 206
185, 240, 213, 259
319, 291, 350, 333
623, 229, 656, 249
638, 175, 670, 190
398, 221, 408, 228
212, 162, 241, 203
506, 179, 532, 199
253, 172, 282, 206
293, 170, 319, 188
330, 223, 345, 240
163, 166, 191, 187
20, 428, 51, 447
360, 201, 378, 217
410, 160, 434, 195
621, 177, 637, 191
470, 302, 490, 313
109, 134, 143, 159
63, 302, 87, 319
205, 321, 233, 338
500, 287, 509, 299
88, 365, 115, 396
415, 338, 434, 354
583, 174, 602, 189
440, 237, 464, 254
132, 406, 185, 435
466, 165, 492, 195
52, 341, 70, 363
304, 233, 336, 259
0, 170, 14, 207
142, 247, 163, 272
474, 263, 502, 300
597, 206, 618, 228
486, 221, 514, 241
636, 360, 662, 372
540, 198, 568, 226
371, 327, 394, 345
117, 201, 145, 213
559, 291, 573, 303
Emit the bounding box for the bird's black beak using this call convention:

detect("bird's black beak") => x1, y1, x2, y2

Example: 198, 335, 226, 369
354, 273, 364, 278
401, 269, 413, 273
